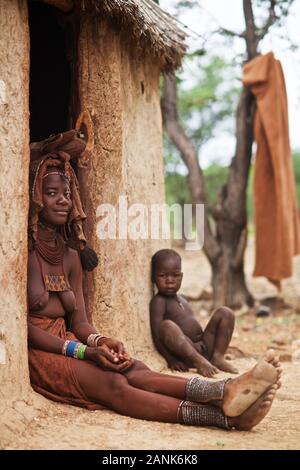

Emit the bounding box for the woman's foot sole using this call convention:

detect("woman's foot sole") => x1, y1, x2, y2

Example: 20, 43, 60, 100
229, 384, 278, 430
223, 349, 281, 417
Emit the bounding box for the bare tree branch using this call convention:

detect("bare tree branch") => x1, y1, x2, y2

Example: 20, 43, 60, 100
257, 0, 295, 40
256, 0, 277, 40
243, 0, 259, 59
161, 75, 221, 263
216, 27, 246, 39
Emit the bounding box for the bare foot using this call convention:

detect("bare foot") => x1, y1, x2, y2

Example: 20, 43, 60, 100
211, 354, 239, 374
264, 349, 282, 387
196, 357, 218, 378
222, 349, 281, 417
228, 384, 278, 430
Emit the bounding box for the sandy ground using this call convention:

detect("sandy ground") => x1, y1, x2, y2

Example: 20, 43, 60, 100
4, 240, 300, 450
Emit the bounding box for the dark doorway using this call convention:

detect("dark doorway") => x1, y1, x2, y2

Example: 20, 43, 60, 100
28, 1, 71, 142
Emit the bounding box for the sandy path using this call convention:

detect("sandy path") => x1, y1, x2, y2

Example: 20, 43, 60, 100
6, 359, 300, 450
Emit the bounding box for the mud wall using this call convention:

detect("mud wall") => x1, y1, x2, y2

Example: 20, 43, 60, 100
0, 3, 170, 448
0, 0, 31, 402
78, 15, 167, 367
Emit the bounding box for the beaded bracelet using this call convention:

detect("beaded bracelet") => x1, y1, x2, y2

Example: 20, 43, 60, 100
77, 344, 87, 360
66, 340, 77, 358
61, 340, 87, 360
87, 333, 107, 347
73, 342, 81, 358
62, 340, 70, 356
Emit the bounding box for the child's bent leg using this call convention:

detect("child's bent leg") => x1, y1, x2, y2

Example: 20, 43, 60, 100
202, 306, 238, 374
159, 320, 217, 377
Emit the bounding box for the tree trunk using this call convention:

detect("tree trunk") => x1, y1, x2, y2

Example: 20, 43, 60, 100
209, 87, 255, 308
162, 76, 255, 308
161, 0, 283, 308
209, 0, 258, 307
211, 235, 254, 308
211, 242, 253, 308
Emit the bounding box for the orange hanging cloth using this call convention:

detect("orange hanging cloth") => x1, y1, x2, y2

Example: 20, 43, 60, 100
242, 52, 300, 288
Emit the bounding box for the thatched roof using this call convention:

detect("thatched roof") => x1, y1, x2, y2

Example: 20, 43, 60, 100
41, 0, 187, 72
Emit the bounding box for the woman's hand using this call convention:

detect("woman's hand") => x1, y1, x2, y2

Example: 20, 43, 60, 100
85, 345, 134, 372
98, 337, 132, 364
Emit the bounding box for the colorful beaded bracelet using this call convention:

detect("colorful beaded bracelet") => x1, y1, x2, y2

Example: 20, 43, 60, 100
62, 340, 87, 360
66, 340, 77, 357
77, 344, 87, 360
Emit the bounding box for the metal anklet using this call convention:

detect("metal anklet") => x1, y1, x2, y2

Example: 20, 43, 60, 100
178, 400, 231, 430
186, 376, 231, 402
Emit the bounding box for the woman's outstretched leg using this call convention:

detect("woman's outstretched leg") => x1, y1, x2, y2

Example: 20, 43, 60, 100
72, 359, 230, 429
72, 351, 280, 430
123, 350, 281, 418
72, 359, 181, 422
124, 360, 187, 398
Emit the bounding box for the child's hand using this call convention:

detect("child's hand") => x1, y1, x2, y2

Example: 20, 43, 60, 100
168, 359, 189, 372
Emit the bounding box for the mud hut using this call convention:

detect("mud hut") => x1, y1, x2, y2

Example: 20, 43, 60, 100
0, 0, 186, 443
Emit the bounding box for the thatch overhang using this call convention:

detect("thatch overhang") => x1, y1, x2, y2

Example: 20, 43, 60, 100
40, 0, 187, 72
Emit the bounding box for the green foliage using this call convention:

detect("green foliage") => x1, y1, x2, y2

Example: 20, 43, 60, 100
176, 55, 240, 151
176, 0, 198, 10
165, 161, 229, 207
163, 133, 182, 173
203, 162, 228, 207
165, 151, 300, 230
162, 0, 298, 234
165, 172, 191, 206
163, 56, 239, 208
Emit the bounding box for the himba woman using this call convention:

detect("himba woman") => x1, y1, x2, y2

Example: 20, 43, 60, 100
28, 130, 282, 431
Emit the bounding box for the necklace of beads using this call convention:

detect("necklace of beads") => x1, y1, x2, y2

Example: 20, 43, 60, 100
35, 225, 64, 265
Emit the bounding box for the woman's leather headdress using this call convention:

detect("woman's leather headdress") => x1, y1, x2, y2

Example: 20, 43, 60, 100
29, 116, 93, 251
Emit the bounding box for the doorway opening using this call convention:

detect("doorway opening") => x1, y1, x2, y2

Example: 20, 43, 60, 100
28, 1, 94, 321
28, 1, 73, 142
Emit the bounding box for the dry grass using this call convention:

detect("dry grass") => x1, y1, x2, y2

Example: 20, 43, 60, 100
81, 0, 187, 71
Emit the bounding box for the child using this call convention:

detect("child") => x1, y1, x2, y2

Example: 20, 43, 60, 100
150, 249, 238, 377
